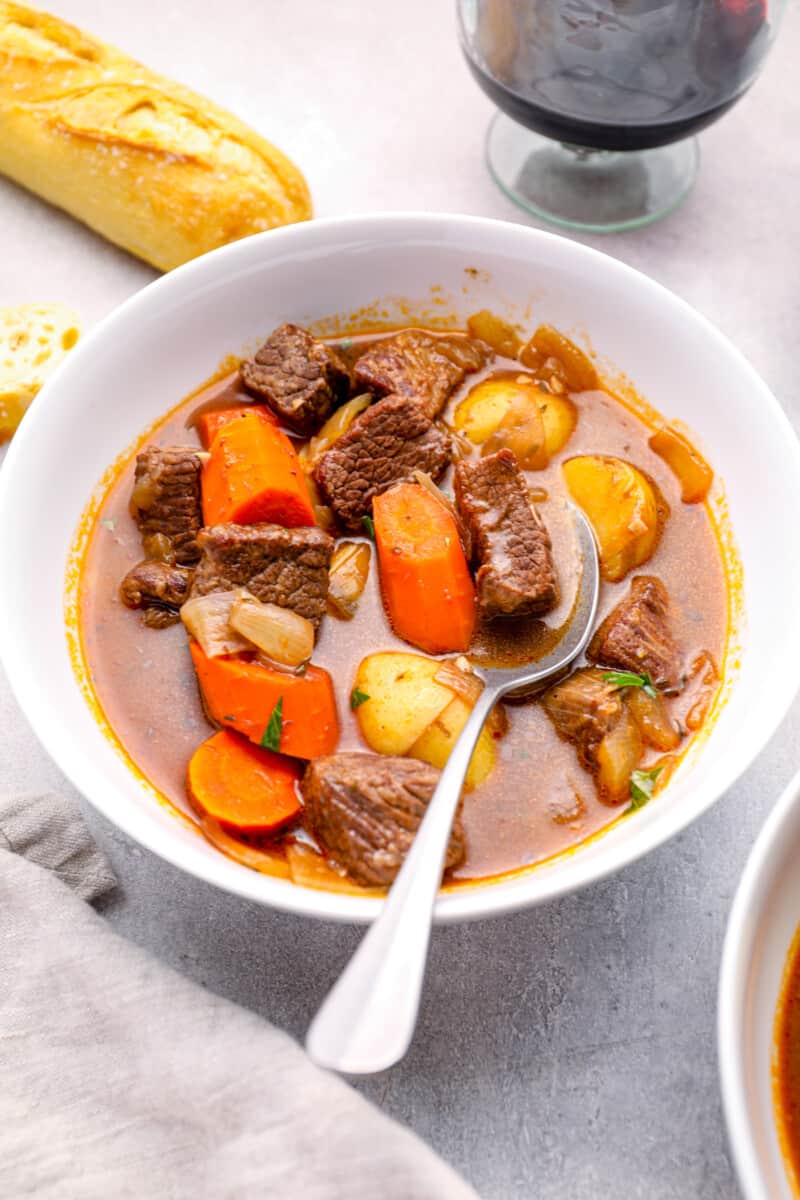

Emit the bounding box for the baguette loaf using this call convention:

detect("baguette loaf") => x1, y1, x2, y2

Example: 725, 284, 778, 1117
0, 3, 312, 270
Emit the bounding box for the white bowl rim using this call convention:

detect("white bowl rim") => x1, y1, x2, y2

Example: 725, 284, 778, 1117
1, 210, 799, 925
718, 768, 800, 1199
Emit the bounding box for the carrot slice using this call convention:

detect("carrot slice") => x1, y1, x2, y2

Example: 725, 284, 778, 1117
187, 729, 302, 835
202, 408, 316, 527
197, 404, 277, 450
373, 482, 476, 654
190, 642, 339, 759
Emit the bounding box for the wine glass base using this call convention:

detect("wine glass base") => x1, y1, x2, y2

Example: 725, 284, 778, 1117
486, 112, 699, 234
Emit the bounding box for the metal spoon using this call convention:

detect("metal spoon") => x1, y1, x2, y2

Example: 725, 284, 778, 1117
306, 505, 600, 1075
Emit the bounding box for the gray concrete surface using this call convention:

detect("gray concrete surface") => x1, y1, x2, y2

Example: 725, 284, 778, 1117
2, 1, 799, 1195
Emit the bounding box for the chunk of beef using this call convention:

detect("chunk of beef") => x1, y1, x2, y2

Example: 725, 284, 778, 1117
191, 523, 333, 629
130, 445, 204, 565
240, 323, 351, 434
454, 449, 559, 619
314, 393, 451, 530
120, 560, 192, 629
542, 668, 623, 771
301, 753, 465, 887
587, 575, 682, 691
353, 330, 491, 419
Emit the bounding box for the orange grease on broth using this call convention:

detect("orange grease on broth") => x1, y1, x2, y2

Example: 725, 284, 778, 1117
71, 322, 737, 891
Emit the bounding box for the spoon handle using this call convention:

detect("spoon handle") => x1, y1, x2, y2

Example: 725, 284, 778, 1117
305, 684, 499, 1075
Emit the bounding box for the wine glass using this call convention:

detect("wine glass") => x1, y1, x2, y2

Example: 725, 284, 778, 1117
458, 0, 787, 233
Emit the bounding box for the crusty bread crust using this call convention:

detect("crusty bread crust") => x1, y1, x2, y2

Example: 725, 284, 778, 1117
0, 3, 312, 270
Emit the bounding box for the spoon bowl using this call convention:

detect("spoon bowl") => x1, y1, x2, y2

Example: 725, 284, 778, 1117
476, 508, 602, 698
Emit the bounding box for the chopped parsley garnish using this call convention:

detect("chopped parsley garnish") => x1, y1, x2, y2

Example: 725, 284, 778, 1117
603, 670, 657, 698
339, 337, 353, 351
222, 714, 236, 722
627, 766, 663, 813
350, 686, 370, 710
260, 696, 283, 751
361, 514, 375, 540
100, 517, 116, 532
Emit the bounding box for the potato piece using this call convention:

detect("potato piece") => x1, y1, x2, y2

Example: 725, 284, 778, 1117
453, 376, 524, 445
353, 652, 454, 756
539, 393, 578, 458
596, 706, 643, 804
649, 424, 713, 504
481, 390, 547, 470
563, 455, 666, 582
519, 325, 598, 391
454, 374, 577, 465
0, 302, 81, 442
626, 687, 681, 751
408, 696, 498, 789
467, 310, 521, 358
455, 369, 575, 458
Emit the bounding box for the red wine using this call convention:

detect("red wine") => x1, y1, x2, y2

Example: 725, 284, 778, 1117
461, 0, 770, 153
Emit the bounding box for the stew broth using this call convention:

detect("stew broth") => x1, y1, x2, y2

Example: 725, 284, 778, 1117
77, 328, 730, 887
775, 928, 800, 1191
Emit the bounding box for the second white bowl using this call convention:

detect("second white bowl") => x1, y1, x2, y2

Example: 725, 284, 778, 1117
720, 770, 800, 1199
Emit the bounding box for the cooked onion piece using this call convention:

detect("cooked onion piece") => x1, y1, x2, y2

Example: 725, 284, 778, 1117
681, 651, 719, 732
466, 309, 521, 358
304, 473, 336, 531
199, 816, 290, 877
301, 393, 372, 465
180, 589, 251, 657
649, 424, 713, 504
412, 469, 459, 522
596, 706, 643, 803
433, 658, 483, 706
626, 687, 681, 751
519, 324, 598, 392
286, 843, 382, 895
327, 541, 371, 619
229, 594, 314, 667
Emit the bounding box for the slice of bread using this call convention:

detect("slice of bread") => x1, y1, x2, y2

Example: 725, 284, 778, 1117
0, 302, 80, 441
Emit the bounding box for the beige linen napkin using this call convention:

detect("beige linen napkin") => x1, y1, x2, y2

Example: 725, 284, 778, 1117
0, 790, 477, 1200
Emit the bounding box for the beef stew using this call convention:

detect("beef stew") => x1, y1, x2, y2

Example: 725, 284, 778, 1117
76, 315, 731, 893
774, 927, 800, 1188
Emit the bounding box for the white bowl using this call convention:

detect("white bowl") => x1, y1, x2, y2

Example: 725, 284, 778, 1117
719, 770, 800, 1199
1, 213, 799, 924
